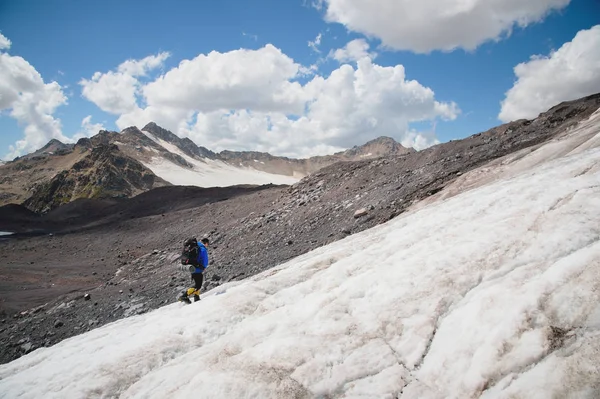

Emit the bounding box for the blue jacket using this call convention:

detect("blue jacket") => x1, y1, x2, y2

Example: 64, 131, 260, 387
193, 242, 209, 274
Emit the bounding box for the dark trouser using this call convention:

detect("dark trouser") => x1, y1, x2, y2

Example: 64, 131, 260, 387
191, 272, 204, 289
181, 272, 204, 298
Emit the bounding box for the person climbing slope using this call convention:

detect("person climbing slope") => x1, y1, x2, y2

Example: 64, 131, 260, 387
178, 237, 209, 304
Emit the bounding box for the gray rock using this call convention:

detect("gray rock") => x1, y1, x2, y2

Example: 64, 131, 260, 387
20, 342, 34, 353
354, 208, 368, 218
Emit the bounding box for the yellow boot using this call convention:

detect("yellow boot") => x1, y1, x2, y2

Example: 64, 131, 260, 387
185, 288, 201, 302
192, 289, 201, 302
178, 292, 191, 304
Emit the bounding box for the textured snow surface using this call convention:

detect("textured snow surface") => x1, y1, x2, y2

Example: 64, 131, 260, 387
1, 116, 599, 398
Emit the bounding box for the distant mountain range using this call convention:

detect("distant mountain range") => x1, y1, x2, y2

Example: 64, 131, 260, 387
0, 123, 413, 213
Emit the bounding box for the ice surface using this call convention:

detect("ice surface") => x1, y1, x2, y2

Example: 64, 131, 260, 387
1, 118, 599, 398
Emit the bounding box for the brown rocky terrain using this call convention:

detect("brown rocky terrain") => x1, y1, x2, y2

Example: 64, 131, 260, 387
23, 143, 170, 213
0, 123, 414, 211
0, 92, 598, 365
0, 142, 88, 206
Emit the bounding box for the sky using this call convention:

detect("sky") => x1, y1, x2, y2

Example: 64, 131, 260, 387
0, 0, 599, 161
0, 110, 599, 398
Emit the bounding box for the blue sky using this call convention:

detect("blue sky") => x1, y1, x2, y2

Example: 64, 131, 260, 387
0, 0, 599, 160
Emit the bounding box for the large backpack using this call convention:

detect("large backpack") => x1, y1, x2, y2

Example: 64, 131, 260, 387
180, 237, 199, 266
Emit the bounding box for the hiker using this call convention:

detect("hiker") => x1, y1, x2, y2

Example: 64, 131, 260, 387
179, 237, 209, 303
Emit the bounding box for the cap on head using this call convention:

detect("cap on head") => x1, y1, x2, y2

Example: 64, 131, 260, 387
201, 237, 209, 245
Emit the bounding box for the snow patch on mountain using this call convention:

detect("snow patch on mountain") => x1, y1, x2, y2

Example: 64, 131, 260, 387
139, 130, 299, 187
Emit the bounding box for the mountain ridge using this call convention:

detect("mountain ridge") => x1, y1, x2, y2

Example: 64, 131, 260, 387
22, 143, 170, 213
0, 126, 413, 212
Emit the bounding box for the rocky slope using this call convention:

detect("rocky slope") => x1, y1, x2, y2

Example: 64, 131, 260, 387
23, 143, 170, 213
24, 139, 74, 159
0, 142, 89, 206
0, 124, 413, 211
142, 122, 217, 160
112, 124, 215, 169
0, 92, 598, 365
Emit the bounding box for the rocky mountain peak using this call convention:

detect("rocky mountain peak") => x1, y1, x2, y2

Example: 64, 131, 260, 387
17, 138, 75, 161
338, 136, 414, 159
118, 126, 162, 150
141, 122, 180, 143
91, 130, 120, 147
41, 139, 65, 150
366, 136, 404, 147
121, 126, 144, 136
75, 137, 93, 149
139, 122, 217, 160
142, 121, 160, 131
89, 143, 119, 159
23, 142, 169, 213
36, 139, 70, 155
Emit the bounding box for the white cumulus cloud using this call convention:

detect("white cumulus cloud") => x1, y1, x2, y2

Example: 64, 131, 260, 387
117, 52, 170, 76
0, 33, 11, 50
80, 71, 139, 114
81, 45, 458, 158
79, 52, 170, 115
330, 38, 376, 63
0, 34, 69, 159
72, 115, 105, 141
321, 0, 571, 53
499, 25, 600, 122
142, 45, 307, 115
179, 57, 457, 156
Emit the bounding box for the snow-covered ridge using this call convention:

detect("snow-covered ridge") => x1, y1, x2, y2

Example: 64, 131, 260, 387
139, 130, 298, 186
1, 119, 599, 397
